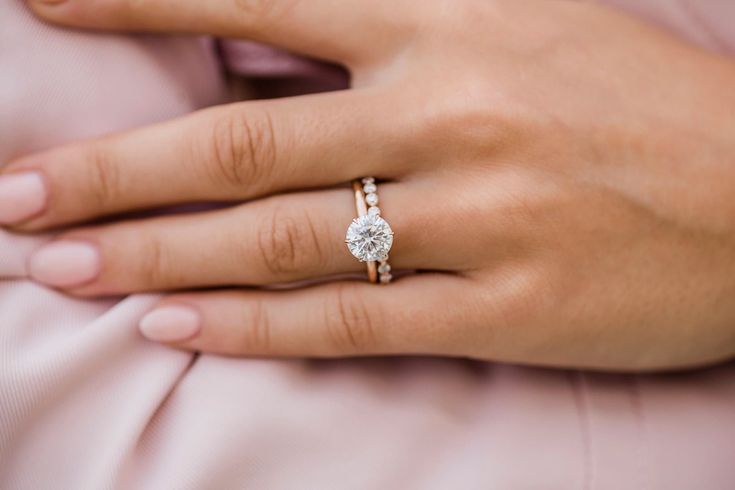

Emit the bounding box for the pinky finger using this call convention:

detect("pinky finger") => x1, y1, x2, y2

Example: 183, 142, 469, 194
137, 274, 475, 358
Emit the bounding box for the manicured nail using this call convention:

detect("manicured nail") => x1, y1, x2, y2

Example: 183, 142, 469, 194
139, 305, 202, 342
28, 240, 100, 287
0, 172, 47, 224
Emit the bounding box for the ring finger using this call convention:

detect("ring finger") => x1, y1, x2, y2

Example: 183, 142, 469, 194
26, 183, 462, 295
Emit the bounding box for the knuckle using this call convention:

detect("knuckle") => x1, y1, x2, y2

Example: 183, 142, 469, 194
84, 143, 122, 209
479, 263, 559, 334
206, 109, 277, 191
255, 205, 322, 279
240, 297, 272, 352
137, 233, 172, 287
324, 284, 379, 353
413, 87, 519, 162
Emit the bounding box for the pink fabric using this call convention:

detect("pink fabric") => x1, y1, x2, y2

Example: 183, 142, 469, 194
218, 41, 349, 97
2, 1, 735, 488
603, 0, 735, 55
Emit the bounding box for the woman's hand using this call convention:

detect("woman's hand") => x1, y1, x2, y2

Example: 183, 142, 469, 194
4, 0, 735, 370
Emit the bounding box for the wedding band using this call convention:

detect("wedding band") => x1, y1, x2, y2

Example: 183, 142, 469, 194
345, 177, 394, 284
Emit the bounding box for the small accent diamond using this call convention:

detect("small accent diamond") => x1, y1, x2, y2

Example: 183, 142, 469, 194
379, 273, 393, 284
378, 262, 391, 274
365, 193, 379, 206
361, 177, 375, 185
363, 183, 377, 194
368, 206, 381, 216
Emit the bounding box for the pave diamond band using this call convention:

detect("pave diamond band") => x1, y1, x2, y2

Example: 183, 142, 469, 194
346, 178, 394, 284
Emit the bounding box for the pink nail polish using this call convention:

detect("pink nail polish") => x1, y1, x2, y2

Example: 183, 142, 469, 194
139, 305, 202, 343
28, 240, 100, 287
0, 172, 47, 224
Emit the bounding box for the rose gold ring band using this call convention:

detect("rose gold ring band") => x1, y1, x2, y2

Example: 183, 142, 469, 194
350, 177, 393, 284
351, 180, 378, 283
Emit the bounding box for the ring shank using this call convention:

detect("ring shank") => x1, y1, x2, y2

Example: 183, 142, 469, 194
352, 180, 378, 283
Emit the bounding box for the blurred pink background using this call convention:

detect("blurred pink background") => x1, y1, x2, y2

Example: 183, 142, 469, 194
1, 1, 734, 488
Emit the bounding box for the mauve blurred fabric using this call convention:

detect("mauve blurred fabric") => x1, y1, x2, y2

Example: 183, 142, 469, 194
2, 1, 735, 488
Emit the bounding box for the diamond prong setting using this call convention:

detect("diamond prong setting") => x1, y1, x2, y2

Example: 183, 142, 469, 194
348, 177, 395, 284
346, 214, 394, 262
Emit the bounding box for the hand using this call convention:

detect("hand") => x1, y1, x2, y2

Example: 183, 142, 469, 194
5, 0, 735, 370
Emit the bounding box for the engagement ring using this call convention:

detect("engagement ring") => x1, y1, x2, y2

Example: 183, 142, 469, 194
345, 177, 394, 284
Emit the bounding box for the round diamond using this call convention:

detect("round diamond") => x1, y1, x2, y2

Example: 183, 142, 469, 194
363, 183, 377, 194
346, 214, 394, 262
368, 206, 381, 216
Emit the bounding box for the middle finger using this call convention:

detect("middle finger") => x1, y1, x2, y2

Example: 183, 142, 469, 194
1, 90, 412, 231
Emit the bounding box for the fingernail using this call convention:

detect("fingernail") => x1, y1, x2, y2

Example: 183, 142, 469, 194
28, 240, 100, 287
0, 172, 47, 225
139, 305, 202, 342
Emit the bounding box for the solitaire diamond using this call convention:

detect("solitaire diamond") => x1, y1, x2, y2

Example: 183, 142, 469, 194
346, 214, 394, 262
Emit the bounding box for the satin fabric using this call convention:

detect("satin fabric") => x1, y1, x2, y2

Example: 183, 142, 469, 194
2, 1, 735, 488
